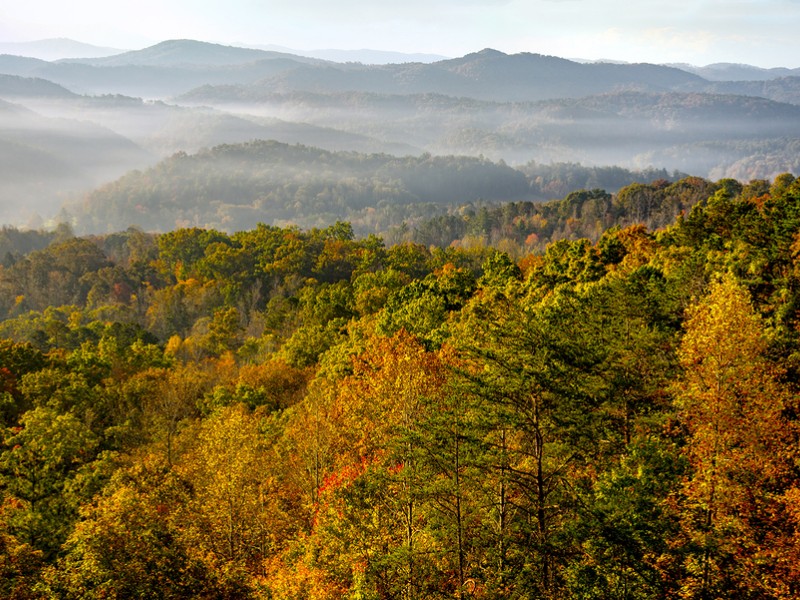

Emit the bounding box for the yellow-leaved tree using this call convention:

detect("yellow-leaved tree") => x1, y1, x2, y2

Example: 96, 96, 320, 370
175, 404, 284, 575
675, 275, 798, 598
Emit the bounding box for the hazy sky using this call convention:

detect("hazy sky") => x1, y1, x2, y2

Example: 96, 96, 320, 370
2, 0, 799, 67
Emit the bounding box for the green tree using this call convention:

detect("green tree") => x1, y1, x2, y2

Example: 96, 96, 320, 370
457, 284, 607, 597
156, 228, 231, 282
0, 407, 104, 559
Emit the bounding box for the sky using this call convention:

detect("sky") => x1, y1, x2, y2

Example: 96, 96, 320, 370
2, 0, 799, 67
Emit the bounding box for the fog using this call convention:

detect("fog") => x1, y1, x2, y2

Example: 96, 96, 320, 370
1, 40, 800, 230
182, 90, 800, 169
0, 98, 154, 225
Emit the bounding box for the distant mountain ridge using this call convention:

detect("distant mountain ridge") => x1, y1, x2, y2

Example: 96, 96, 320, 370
668, 62, 800, 82
0, 74, 77, 99
177, 48, 705, 103
63, 39, 325, 68
1, 39, 799, 102
700, 77, 800, 106
246, 44, 448, 65
3, 39, 799, 85
0, 54, 321, 98
0, 38, 125, 61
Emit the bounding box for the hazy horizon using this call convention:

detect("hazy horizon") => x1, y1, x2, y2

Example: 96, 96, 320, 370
2, 0, 800, 69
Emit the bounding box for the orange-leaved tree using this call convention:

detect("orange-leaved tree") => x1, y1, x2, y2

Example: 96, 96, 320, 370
675, 275, 798, 598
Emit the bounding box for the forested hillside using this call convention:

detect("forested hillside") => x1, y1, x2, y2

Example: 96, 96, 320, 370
2, 173, 800, 598
400, 175, 721, 249
67, 140, 680, 235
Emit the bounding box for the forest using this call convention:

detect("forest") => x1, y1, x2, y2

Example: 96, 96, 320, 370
0, 173, 799, 598
64, 142, 681, 236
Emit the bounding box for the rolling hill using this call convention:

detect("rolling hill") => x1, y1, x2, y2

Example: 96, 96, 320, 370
177, 86, 800, 173
67, 140, 533, 233
62, 39, 324, 68
0, 41, 327, 97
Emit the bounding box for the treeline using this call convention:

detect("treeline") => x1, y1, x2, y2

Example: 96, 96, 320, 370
66, 140, 683, 235
519, 161, 679, 198
0, 225, 61, 264
2, 174, 800, 598
397, 175, 741, 252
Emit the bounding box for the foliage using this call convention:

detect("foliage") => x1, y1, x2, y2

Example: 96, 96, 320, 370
1, 173, 800, 597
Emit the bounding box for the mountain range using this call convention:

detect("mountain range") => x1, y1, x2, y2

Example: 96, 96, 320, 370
4, 41, 800, 101
0, 38, 126, 61
1, 38, 799, 229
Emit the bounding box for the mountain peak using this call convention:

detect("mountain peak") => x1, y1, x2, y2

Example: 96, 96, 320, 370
59, 39, 310, 68
475, 48, 507, 57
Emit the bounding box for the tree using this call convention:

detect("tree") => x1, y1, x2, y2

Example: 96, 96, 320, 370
278, 331, 453, 599
175, 404, 279, 571
565, 435, 686, 598
156, 228, 231, 282
0, 507, 44, 600
0, 340, 47, 425
411, 353, 485, 600
0, 407, 102, 559
48, 456, 237, 599
456, 284, 607, 597
137, 365, 208, 466
336, 331, 448, 599
675, 275, 796, 598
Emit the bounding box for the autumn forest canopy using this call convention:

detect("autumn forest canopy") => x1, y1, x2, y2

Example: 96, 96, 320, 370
1, 172, 800, 598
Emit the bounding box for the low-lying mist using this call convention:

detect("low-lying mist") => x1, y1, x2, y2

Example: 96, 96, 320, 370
2, 42, 800, 231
